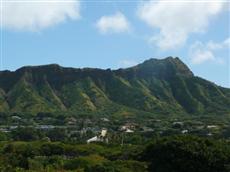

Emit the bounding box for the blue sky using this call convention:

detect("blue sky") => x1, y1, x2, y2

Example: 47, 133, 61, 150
0, 0, 229, 88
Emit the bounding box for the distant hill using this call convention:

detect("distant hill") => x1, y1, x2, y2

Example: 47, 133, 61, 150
0, 57, 229, 116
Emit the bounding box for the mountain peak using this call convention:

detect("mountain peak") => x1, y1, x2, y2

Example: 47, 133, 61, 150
141, 57, 187, 67
130, 57, 193, 79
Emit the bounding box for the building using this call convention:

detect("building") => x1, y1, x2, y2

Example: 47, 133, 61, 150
87, 128, 108, 144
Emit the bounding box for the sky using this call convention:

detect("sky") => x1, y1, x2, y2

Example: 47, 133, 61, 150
0, 0, 229, 88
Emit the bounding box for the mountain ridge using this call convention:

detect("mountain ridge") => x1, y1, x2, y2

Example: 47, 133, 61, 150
0, 57, 229, 116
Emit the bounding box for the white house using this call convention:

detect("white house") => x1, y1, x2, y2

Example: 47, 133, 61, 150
125, 129, 134, 133
87, 128, 108, 144
87, 136, 101, 143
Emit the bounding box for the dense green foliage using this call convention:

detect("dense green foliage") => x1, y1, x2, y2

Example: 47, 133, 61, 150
0, 57, 229, 116
0, 141, 146, 172
142, 136, 230, 172
0, 136, 229, 172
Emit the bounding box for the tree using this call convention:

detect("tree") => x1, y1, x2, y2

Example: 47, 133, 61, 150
46, 128, 67, 141
40, 143, 64, 156
0, 131, 8, 141
141, 135, 230, 172
11, 127, 40, 141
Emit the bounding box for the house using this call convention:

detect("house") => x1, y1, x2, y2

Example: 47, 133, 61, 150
101, 128, 107, 137
120, 125, 128, 131
87, 136, 101, 143
100, 118, 110, 122
66, 117, 77, 125
87, 128, 108, 144
11, 116, 22, 121
207, 125, 218, 129
125, 129, 134, 133
9, 126, 18, 130
181, 130, 188, 134
120, 123, 138, 131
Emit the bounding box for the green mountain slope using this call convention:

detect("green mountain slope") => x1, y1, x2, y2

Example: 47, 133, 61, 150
0, 57, 229, 116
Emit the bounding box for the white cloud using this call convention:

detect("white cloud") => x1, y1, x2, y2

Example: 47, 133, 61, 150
1, 0, 80, 31
189, 44, 215, 64
207, 38, 230, 50
189, 38, 230, 65
118, 59, 138, 68
137, 1, 225, 50
96, 12, 130, 34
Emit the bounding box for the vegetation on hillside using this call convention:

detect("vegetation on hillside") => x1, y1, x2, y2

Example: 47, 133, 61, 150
0, 57, 229, 116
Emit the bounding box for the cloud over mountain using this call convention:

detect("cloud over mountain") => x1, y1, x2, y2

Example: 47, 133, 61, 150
189, 38, 230, 64
137, 1, 225, 50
